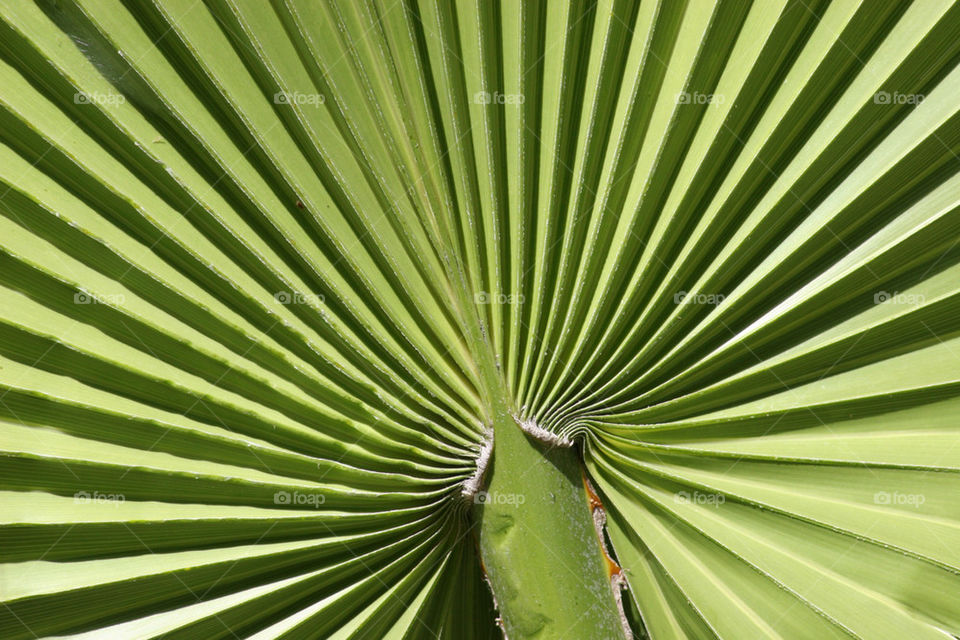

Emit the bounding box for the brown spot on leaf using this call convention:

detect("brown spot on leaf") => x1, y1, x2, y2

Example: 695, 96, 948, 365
582, 470, 623, 579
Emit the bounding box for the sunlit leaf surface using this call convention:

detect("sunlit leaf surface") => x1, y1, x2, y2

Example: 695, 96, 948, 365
2, 0, 959, 638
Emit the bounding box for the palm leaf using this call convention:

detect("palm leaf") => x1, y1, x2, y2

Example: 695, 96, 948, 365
1, 0, 959, 638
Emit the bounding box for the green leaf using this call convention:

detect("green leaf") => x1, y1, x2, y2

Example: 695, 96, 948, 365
2, 0, 959, 638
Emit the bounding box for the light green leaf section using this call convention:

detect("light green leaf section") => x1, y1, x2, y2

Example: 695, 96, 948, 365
2, 0, 960, 638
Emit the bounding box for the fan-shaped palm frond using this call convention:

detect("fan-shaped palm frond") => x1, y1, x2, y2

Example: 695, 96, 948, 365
2, 0, 960, 638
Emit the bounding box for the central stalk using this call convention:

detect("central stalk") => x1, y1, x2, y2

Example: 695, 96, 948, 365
475, 411, 627, 639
